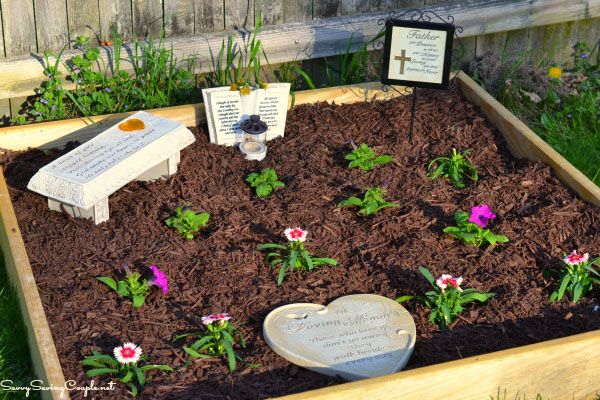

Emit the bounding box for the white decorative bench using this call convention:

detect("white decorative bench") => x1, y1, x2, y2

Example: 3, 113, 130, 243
28, 111, 195, 224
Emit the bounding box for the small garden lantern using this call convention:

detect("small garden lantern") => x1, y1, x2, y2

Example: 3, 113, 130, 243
239, 115, 268, 161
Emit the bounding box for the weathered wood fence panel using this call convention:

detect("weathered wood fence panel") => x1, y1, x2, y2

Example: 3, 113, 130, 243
0, 0, 598, 124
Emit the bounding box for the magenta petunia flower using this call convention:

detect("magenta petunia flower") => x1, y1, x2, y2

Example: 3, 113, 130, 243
563, 250, 589, 266
202, 313, 231, 326
148, 265, 169, 294
469, 204, 497, 228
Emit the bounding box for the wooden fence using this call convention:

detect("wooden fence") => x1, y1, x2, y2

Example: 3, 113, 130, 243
0, 0, 599, 124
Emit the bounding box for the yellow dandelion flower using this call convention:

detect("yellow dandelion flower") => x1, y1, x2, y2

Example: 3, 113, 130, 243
260, 82, 268, 90
240, 85, 252, 96
230, 83, 238, 91
548, 66, 562, 79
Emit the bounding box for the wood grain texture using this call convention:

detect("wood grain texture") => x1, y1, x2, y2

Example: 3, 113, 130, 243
0, 82, 407, 150
255, 0, 312, 25
194, 0, 225, 32
1, 0, 599, 100
315, 0, 342, 18
0, 168, 68, 400
224, 0, 254, 29
369, 0, 397, 11
341, 0, 369, 15
277, 329, 600, 399
34, 0, 70, 51
132, 0, 164, 38
164, 0, 196, 37
67, 0, 101, 45
99, 0, 134, 42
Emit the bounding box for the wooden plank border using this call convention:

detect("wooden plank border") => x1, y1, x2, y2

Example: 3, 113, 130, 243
1, 0, 599, 100
1, 77, 599, 400
0, 168, 66, 400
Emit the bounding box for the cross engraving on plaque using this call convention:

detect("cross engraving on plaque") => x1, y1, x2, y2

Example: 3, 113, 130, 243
395, 49, 411, 74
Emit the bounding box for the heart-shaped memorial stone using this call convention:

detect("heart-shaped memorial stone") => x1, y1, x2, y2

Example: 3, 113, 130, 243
263, 294, 416, 380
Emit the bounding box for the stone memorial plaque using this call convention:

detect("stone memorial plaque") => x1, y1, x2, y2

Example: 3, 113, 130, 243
381, 19, 454, 89
28, 111, 195, 224
202, 83, 290, 146
263, 294, 416, 380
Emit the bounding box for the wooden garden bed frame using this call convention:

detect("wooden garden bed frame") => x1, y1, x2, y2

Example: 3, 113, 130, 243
1, 72, 599, 400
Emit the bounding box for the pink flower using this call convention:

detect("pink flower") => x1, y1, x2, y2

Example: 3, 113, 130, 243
563, 250, 589, 266
113, 342, 142, 364
469, 204, 497, 228
202, 313, 232, 326
284, 227, 308, 242
148, 265, 169, 294
436, 274, 463, 292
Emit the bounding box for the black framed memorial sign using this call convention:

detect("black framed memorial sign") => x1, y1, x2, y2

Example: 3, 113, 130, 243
381, 19, 454, 89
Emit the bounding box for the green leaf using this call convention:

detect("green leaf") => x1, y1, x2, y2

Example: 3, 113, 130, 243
190, 335, 215, 351
133, 367, 145, 387
81, 359, 106, 368
311, 257, 337, 266
126, 382, 138, 397
337, 197, 363, 208
418, 267, 435, 285
573, 283, 583, 303
556, 275, 571, 301
121, 369, 134, 383
85, 367, 118, 377
183, 346, 210, 359
222, 340, 237, 372
132, 295, 146, 308
373, 155, 392, 165
139, 364, 174, 372
395, 295, 415, 303
301, 250, 314, 270
96, 276, 117, 291
258, 243, 287, 250
277, 260, 289, 286
461, 292, 495, 303
289, 250, 298, 271
256, 183, 273, 198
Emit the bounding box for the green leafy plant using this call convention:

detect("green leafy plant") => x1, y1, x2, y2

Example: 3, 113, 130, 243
246, 168, 285, 198
345, 143, 392, 171
258, 227, 337, 286
443, 205, 509, 247
549, 251, 600, 303
175, 313, 254, 372
97, 265, 168, 308
337, 187, 399, 216
165, 206, 210, 240
82, 343, 172, 397
397, 267, 495, 329
427, 148, 478, 188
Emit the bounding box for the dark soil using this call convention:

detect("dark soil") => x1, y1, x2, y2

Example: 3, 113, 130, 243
3, 82, 600, 399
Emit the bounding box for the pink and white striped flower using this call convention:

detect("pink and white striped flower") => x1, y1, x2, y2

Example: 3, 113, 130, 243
436, 274, 463, 292
202, 313, 232, 326
563, 250, 589, 266
113, 342, 142, 364
284, 227, 308, 242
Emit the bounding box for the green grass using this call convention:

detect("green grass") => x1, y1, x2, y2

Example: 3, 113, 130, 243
0, 256, 37, 400
470, 41, 600, 186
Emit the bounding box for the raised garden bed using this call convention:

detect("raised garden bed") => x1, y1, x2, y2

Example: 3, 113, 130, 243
1, 73, 600, 400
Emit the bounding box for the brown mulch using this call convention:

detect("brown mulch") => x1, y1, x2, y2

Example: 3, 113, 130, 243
2, 82, 600, 399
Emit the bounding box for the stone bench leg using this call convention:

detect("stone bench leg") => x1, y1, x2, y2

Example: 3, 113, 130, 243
48, 197, 109, 225
136, 152, 181, 182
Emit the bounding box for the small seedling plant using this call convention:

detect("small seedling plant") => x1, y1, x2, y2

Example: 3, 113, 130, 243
337, 187, 399, 216
345, 143, 392, 171
246, 168, 285, 198
165, 206, 210, 240
396, 267, 495, 329
97, 265, 168, 308
82, 343, 172, 397
175, 314, 252, 372
549, 251, 600, 303
258, 227, 337, 286
443, 204, 509, 247
427, 148, 478, 188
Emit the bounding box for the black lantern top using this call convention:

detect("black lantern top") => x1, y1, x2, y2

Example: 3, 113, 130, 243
240, 115, 268, 135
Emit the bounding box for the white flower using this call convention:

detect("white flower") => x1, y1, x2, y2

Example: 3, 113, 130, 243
113, 342, 142, 364
284, 227, 308, 242
436, 274, 463, 292
201, 313, 231, 326
563, 250, 589, 266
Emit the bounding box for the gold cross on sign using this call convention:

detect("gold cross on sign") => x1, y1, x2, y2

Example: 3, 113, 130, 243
395, 49, 411, 74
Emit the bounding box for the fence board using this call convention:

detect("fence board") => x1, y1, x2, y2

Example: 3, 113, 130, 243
225, 0, 254, 29
194, 0, 225, 32
132, 0, 164, 38
254, 0, 312, 26
315, 0, 342, 18
342, 0, 369, 15
164, 0, 196, 37
34, 0, 70, 52
0, 0, 599, 101
67, 0, 101, 45
1, 0, 36, 120
369, 0, 397, 11
98, 0, 134, 42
